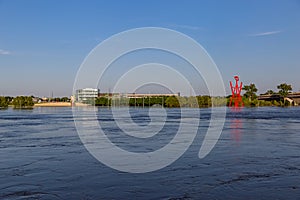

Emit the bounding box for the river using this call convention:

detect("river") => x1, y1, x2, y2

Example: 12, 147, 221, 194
0, 107, 299, 199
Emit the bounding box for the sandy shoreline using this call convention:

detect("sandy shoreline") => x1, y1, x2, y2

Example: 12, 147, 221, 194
34, 102, 90, 107
34, 102, 72, 107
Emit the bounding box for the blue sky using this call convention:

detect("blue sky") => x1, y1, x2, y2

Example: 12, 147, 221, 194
1, 0, 300, 97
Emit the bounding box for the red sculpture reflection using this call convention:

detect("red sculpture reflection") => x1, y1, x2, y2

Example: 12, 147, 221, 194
230, 118, 242, 143
229, 76, 244, 107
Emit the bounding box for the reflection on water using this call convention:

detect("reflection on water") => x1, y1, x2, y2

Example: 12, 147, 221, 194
230, 118, 242, 143
229, 107, 243, 144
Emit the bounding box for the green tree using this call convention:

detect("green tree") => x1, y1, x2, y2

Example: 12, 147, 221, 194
12, 96, 34, 108
211, 96, 227, 107
5, 96, 13, 104
0, 96, 9, 108
277, 83, 293, 106
119, 97, 130, 106
197, 96, 212, 107
178, 97, 188, 107
263, 90, 275, 95
95, 97, 108, 106
53, 97, 60, 102
187, 96, 198, 108
243, 83, 258, 102
165, 96, 180, 107
277, 83, 292, 97
61, 97, 70, 102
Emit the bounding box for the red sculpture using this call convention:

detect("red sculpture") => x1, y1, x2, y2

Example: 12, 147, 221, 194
229, 76, 243, 107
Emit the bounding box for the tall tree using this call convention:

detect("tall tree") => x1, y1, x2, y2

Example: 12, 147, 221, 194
0, 96, 8, 108
12, 96, 34, 108
95, 97, 108, 106
165, 96, 180, 107
242, 83, 258, 102
197, 96, 212, 107
277, 83, 292, 97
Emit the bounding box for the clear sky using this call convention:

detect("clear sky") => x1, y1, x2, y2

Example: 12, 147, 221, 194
1, 0, 300, 97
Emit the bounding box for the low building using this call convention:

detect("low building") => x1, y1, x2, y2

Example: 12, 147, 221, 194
75, 88, 99, 103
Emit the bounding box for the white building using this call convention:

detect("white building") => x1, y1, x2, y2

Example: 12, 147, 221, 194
75, 88, 99, 103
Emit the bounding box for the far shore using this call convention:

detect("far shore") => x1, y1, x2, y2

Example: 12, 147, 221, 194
34, 102, 88, 107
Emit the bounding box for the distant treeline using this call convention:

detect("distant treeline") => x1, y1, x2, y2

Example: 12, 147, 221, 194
0, 96, 34, 109
86, 82, 296, 108
84, 96, 227, 108
0, 82, 296, 109
0, 96, 70, 109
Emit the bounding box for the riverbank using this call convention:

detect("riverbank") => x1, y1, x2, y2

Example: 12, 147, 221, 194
34, 102, 90, 107
34, 102, 71, 107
